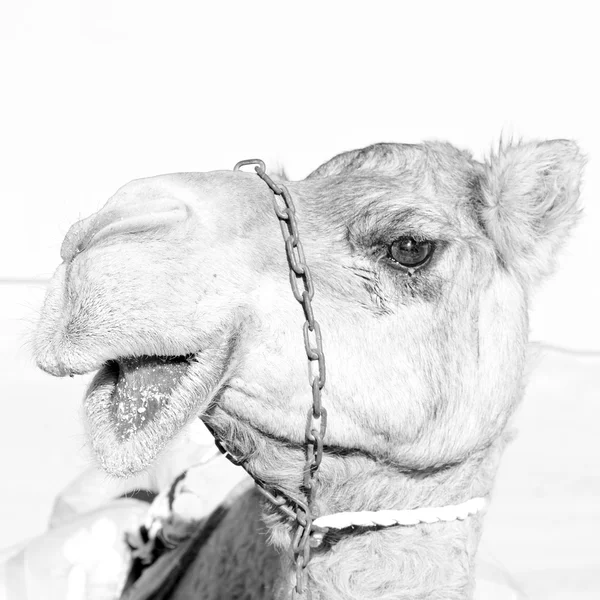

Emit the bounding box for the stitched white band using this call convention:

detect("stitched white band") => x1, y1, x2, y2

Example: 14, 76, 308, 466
312, 497, 487, 530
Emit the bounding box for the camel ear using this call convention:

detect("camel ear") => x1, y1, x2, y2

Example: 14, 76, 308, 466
478, 140, 585, 285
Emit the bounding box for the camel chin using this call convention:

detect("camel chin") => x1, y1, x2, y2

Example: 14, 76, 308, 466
83, 350, 227, 477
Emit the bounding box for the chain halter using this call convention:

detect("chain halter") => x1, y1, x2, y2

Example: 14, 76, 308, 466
206, 159, 327, 599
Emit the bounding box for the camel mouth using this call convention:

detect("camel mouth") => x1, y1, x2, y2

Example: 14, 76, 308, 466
107, 355, 195, 440
84, 349, 227, 477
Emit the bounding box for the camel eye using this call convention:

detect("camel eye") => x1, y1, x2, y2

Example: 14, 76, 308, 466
388, 237, 434, 269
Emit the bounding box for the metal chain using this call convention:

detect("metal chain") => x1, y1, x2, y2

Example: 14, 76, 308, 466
232, 159, 328, 600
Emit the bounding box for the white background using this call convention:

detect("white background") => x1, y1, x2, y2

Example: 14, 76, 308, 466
0, 2, 598, 598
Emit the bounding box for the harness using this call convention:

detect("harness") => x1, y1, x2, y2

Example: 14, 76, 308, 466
222, 159, 327, 599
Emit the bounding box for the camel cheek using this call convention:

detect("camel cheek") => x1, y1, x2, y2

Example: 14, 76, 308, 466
476, 274, 528, 425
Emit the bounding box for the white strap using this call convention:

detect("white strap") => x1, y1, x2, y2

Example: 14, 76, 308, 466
312, 497, 487, 530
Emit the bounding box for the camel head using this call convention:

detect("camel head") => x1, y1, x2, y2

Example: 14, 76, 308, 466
34, 140, 583, 484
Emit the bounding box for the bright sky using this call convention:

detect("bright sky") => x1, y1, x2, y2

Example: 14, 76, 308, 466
1, 1, 598, 349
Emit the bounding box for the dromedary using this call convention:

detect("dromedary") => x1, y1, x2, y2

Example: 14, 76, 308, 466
34, 140, 584, 599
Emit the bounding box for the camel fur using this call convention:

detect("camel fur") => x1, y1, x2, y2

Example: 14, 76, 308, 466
34, 139, 584, 599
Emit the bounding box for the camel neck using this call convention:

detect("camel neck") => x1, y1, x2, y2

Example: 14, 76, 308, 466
191, 409, 510, 600
301, 511, 483, 599
258, 436, 508, 600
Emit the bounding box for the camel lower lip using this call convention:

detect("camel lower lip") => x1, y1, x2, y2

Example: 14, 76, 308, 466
83, 350, 219, 477
109, 355, 195, 441
79, 330, 234, 477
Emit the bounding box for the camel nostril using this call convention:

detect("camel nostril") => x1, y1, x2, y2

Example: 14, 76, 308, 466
89, 206, 188, 248
61, 198, 189, 262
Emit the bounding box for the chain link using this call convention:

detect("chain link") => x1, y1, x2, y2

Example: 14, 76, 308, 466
229, 158, 328, 599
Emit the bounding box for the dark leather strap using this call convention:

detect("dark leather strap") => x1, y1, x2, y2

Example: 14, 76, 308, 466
120, 504, 229, 600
